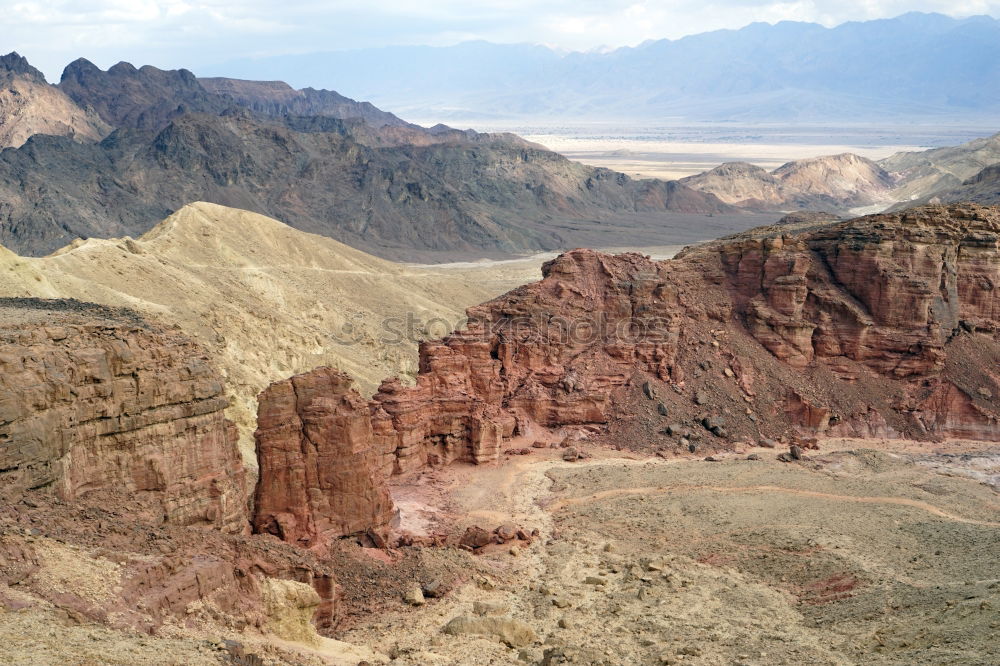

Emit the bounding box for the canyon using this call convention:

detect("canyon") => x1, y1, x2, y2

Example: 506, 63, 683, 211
0, 201, 556, 464
0, 204, 998, 664
0, 14, 998, 664
0, 299, 365, 663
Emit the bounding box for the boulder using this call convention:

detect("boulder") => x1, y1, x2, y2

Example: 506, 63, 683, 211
459, 526, 494, 550
442, 616, 538, 648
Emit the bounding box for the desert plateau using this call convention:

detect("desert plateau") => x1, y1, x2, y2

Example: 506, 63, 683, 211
1, 7, 999, 666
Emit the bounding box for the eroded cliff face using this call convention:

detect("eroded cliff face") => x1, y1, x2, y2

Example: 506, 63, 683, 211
0, 299, 351, 645
253, 367, 394, 547
254, 205, 1000, 546
0, 299, 247, 532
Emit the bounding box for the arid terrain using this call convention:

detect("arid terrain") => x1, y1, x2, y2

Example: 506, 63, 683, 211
517, 128, 930, 181
0, 201, 700, 464
4, 422, 997, 665
1, 24, 999, 666
0, 202, 548, 461
337, 438, 999, 665
2, 202, 998, 665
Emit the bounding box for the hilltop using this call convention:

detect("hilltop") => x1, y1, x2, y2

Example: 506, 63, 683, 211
0, 52, 108, 148
681, 153, 896, 212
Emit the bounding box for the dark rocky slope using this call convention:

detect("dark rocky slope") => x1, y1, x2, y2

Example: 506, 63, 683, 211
200, 77, 410, 128
0, 109, 738, 258
58, 58, 230, 130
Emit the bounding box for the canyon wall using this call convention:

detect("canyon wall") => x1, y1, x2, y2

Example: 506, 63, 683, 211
253, 367, 394, 546
254, 204, 1000, 545
0, 299, 348, 639
0, 299, 247, 532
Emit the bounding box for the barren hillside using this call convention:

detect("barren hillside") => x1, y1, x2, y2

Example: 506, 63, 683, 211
0, 202, 543, 460
681, 153, 896, 212
0, 53, 108, 149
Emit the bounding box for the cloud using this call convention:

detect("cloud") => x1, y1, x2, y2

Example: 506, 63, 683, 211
1, 0, 998, 80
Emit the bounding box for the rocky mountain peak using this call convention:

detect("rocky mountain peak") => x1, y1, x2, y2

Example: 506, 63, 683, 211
59, 57, 103, 83
0, 54, 110, 149
0, 51, 47, 83
58, 59, 227, 129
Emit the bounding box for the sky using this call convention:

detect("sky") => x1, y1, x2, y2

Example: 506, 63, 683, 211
3, 0, 1000, 81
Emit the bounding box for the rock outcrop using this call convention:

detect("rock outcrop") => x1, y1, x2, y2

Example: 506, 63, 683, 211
253, 367, 394, 546
0, 297, 352, 643
253, 205, 999, 544
0, 298, 247, 532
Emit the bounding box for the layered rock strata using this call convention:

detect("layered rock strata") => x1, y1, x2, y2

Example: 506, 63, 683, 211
253, 367, 394, 546
0, 299, 247, 532
0, 298, 348, 641
254, 205, 1000, 546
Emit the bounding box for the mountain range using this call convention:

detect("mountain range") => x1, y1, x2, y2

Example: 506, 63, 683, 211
1, 45, 999, 260
206, 12, 1000, 123
679, 132, 1000, 214
0, 54, 750, 259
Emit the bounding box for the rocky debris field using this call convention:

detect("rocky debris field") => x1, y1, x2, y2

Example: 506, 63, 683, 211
2, 437, 997, 665
328, 439, 1000, 665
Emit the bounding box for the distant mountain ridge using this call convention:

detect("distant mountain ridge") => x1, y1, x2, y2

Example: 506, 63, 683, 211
680, 154, 896, 212
199, 78, 410, 128
205, 12, 1000, 122
673, 131, 1000, 214
0, 53, 746, 259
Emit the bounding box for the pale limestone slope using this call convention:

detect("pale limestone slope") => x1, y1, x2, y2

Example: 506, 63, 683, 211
772, 152, 895, 201
0, 202, 541, 461
880, 132, 1000, 202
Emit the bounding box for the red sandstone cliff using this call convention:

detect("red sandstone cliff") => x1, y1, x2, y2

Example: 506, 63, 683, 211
0, 300, 347, 640
254, 205, 1000, 546
253, 367, 394, 547
0, 299, 247, 532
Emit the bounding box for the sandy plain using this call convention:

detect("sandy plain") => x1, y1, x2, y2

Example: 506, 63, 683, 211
427, 123, 995, 182
521, 135, 929, 181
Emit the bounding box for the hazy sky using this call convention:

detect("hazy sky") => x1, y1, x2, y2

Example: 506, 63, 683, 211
4, 1, 999, 81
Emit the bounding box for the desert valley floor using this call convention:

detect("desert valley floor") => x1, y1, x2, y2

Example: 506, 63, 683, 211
3, 437, 997, 665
